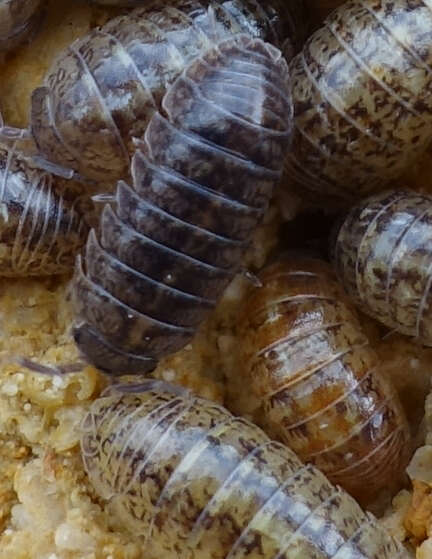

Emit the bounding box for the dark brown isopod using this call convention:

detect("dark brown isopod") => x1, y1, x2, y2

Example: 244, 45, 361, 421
285, 0, 432, 206
0, 142, 88, 276
333, 189, 432, 346
71, 34, 292, 376
0, 0, 43, 53
0, 0, 305, 184
236, 254, 411, 504
81, 381, 411, 559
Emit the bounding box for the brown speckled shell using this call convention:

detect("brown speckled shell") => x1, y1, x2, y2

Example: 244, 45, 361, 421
333, 189, 432, 347
286, 0, 432, 206
0, 142, 87, 276
236, 255, 411, 504
0, 0, 43, 53
81, 382, 410, 559
25, 0, 304, 183
71, 35, 292, 376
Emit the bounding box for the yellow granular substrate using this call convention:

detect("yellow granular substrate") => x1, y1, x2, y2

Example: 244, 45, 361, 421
0, 1, 431, 558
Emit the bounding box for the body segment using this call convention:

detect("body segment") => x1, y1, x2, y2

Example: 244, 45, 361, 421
3, 0, 304, 183
71, 35, 292, 375
0, 143, 87, 276
286, 0, 432, 206
81, 381, 410, 559
236, 255, 410, 503
0, 0, 43, 53
333, 189, 432, 346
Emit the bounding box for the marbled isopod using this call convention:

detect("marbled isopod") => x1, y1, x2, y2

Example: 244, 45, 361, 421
236, 254, 410, 504
285, 0, 432, 206
1, 0, 305, 184
71, 35, 292, 376
333, 189, 432, 347
0, 142, 88, 276
81, 381, 410, 559
0, 0, 43, 53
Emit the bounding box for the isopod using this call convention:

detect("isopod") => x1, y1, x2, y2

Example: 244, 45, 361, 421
285, 0, 432, 206
1, 0, 305, 183
0, 141, 88, 276
71, 34, 292, 375
236, 254, 410, 504
81, 380, 410, 559
332, 189, 432, 347
0, 0, 43, 53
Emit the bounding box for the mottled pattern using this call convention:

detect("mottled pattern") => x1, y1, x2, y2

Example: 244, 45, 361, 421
237, 255, 410, 504
286, 0, 432, 206
0, 142, 87, 276
6, 0, 305, 183
81, 382, 410, 559
0, 0, 43, 53
333, 189, 432, 346
72, 35, 292, 376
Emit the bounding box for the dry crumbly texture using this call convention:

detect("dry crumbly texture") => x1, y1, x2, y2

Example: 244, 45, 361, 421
0, 0, 430, 558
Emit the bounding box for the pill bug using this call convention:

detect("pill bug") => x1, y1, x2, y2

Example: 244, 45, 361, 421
285, 0, 432, 207
81, 380, 410, 559
0, 0, 43, 53
0, 0, 305, 184
236, 254, 411, 504
71, 34, 292, 376
0, 141, 88, 276
332, 189, 432, 348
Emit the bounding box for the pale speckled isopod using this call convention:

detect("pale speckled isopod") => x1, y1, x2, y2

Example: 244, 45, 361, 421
80, 380, 411, 559
0, 0, 305, 184
332, 189, 432, 347
0, 142, 88, 276
0, 0, 43, 53
285, 0, 432, 207
71, 34, 292, 376
236, 254, 411, 504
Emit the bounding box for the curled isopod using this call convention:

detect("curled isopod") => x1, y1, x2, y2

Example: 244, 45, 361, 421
71, 34, 292, 375
285, 0, 432, 206
332, 189, 432, 347
0, 0, 305, 183
236, 254, 411, 504
0, 0, 43, 53
81, 381, 411, 559
0, 142, 88, 276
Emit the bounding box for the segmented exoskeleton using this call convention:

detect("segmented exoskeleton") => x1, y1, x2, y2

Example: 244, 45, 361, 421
81, 381, 410, 559
236, 254, 410, 504
0, 0, 43, 53
333, 189, 432, 347
0, 142, 88, 276
0, 0, 305, 184
285, 0, 432, 207
71, 35, 292, 376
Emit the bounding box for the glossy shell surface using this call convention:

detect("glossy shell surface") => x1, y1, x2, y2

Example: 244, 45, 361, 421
81, 382, 410, 559
72, 35, 292, 376
237, 255, 410, 503
0, 142, 87, 276
0, 0, 43, 53
24, 0, 303, 183
333, 189, 432, 346
286, 0, 432, 206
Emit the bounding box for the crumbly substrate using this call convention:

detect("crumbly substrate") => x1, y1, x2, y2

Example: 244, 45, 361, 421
0, 0, 432, 558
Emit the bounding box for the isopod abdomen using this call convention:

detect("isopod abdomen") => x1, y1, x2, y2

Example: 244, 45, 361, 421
285, 0, 432, 206
0, 142, 88, 276
2, 0, 304, 183
0, 0, 43, 53
333, 189, 432, 346
236, 254, 410, 504
71, 34, 292, 375
81, 381, 410, 559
